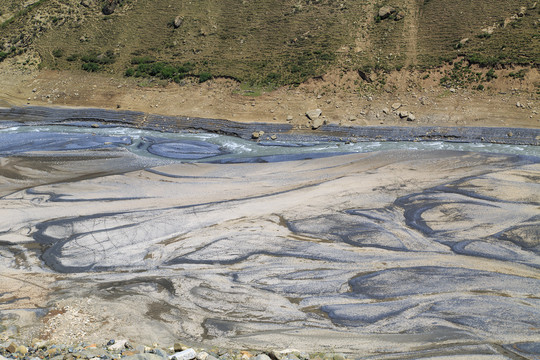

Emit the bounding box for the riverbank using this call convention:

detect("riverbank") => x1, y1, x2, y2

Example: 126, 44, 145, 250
1, 105, 540, 147
1, 65, 538, 132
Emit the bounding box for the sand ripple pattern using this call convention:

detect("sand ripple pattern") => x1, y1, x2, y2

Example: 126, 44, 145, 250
0, 147, 539, 358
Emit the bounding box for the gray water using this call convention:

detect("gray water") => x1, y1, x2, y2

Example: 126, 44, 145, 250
1, 125, 539, 162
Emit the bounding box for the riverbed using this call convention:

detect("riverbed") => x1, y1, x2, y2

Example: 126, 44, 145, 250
0, 119, 539, 358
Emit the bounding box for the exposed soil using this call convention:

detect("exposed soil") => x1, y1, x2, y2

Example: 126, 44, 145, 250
0, 62, 539, 130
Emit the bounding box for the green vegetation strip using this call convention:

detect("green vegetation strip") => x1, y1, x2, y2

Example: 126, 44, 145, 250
124, 58, 213, 83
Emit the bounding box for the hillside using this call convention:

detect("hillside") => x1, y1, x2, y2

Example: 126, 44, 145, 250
0, 0, 539, 87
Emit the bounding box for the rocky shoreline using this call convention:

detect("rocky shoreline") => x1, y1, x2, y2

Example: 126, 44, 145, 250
0, 105, 539, 146
1, 340, 345, 360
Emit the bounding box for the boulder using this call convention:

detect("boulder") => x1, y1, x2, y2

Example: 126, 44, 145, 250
305, 109, 322, 120
312, 117, 325, 130
399, 110, 409, 118
394, 11, 404, 21
407, 113, 416, 121
378, 6, 396, 19
391, 102, 401, 111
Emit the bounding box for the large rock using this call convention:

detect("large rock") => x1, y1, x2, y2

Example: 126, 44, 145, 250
378, 6, 396, 19
311, 117, 325, 130
305, 109, 322, 121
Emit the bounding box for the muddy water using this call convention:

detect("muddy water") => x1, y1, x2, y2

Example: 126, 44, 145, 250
0, 126, 539, 358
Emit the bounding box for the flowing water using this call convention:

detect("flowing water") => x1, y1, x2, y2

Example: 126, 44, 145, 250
1, 124, 539, 358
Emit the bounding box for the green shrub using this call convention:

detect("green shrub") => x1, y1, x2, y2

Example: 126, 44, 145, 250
485, 68, 497, 81
52, 49, 63, 58
508, 69, 527, 79
131, 56, 155, 65
124, 68, 135, 77
476, 84, 484, 91
82, 62, 100, 72
81, 51, 115, 65
0, 51, 8, 62
199, 72, 213, 83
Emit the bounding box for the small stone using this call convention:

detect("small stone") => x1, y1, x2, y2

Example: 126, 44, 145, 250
507, 131, 513, 137
107, 340, 116, 346
399, 110, 409, 118
124, 354, 165, 360
252, 130, 264, 139
173, 16, 183, 28
32, 88, 37, 92
152, 348, 169, 358
391, 102, 401, 111
108, 340, 128, 351
270, 134, 277, 140
286, 115, 293, 122
407, 113, 416, 121
305, 109, 322, 120
382, 107, 389, 114
253, 355, 272, 360
6, 343, 18, 353
170, 348, 197, 360
174, 343, 188, 352
91, 123, 99, 128
450, 88, 456, 93
196, 352, 209, 360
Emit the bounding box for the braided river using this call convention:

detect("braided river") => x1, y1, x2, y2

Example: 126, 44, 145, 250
1, 123, 539, 358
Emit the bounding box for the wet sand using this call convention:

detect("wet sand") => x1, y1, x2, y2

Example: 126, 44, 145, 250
1, 143, 539, 357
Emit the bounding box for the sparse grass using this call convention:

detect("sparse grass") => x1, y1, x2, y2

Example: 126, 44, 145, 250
1, 0, 537, 86
508, 69, 527, 79
52, 49, 63, 58
0, 0, 48, 29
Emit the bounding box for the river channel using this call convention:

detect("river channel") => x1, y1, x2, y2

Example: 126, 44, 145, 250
0, 122, 539, 358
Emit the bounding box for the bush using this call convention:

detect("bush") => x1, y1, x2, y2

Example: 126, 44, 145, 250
82, 62, 100, 72
52, 49, 63, 58
199, 72, 213, 83
66, 54, 78, 61
81, 51, 115, 65
466, 53, 501, 67
476, 84, 484, 91
124, 68, 135, 77
485, 68, 497, 81
131, 56, 155, 65
508, 69, 527, 79
0, 51, 8, 62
